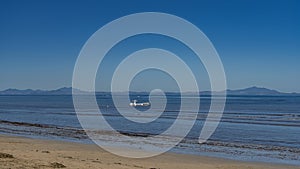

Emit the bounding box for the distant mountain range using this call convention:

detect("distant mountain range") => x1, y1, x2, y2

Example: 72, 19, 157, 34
226, 86, 291, 95
0, 87, 85, 95
0, 86, 299, 96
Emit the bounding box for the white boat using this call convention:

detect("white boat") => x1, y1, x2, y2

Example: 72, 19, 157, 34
129, 100, 150, 107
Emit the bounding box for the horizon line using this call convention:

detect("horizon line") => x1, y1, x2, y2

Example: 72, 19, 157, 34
0, 86, 299, 94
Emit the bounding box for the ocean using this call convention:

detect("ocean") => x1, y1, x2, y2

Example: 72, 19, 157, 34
0, 94, 299, 165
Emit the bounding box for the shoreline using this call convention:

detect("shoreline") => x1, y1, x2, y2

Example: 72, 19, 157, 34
0, 134, 299, 169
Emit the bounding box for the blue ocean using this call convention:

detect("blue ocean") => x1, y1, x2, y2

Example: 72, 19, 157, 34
0, 94, 299, 165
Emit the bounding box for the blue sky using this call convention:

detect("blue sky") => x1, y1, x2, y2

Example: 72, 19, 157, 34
0, 0, 299, 92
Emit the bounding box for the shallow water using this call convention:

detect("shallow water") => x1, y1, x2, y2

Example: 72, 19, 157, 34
0, 95, 299, 165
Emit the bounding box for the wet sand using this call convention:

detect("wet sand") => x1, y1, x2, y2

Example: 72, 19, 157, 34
0, 134, 299, 169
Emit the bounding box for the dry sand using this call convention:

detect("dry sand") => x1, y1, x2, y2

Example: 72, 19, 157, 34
0, 134, 299, 169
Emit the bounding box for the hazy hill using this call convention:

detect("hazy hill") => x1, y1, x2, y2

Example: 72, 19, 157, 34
0, 86, 298, 96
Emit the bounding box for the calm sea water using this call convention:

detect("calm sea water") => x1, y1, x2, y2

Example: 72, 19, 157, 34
0, 95, 299, 165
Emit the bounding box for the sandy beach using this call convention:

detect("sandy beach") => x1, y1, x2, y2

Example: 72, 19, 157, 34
0, 135, 299, 169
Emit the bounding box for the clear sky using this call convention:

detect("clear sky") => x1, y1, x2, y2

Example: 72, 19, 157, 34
1, 0, 299, 92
